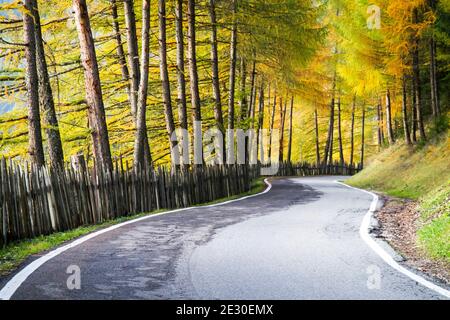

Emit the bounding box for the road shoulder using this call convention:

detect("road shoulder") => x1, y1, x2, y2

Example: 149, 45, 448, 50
373, 196, 450, 285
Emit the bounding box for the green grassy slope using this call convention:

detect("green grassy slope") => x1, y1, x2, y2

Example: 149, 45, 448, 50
347, 134, 449, 262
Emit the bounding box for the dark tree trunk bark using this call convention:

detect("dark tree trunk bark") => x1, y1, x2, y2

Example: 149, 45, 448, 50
249, 78, 257, 128
380, 103, 385, 143
287, 96, 294, 163
187, 0, 201, 123
256, 83, 264, 161
411, 81, 417, 142
228, 0, 238, 130
123, 0, 140, 118
187, 0, 203, 165
73, 0, 112, 171
323, 97, 334, 165
429, 0, 440, 118
111, 0, 131, 102
402, 75, 412, 145
386, 89, 395, 145
239, 57, 247, 122
327, 112, 334, 166
349, 96, 355, 166
429, 36, 440, 117
337, 97, 344, 164
278, 97, 287, 162
175, 0, 188, 131
268, 92, 276, 160
314, 109, 320, 166
412, 8, 426, 141
124, 0, 151, 163
133, 0, 152, 169
376, 101, 382, 149
360, 106, 365, 168
247, 56, 257, 119
24, 0, 45, 167
31, 0, 63, 169
158, 0, 177, 161
208, 0, 224, 133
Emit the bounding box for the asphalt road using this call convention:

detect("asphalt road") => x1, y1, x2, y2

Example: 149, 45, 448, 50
1, 176, 448, 300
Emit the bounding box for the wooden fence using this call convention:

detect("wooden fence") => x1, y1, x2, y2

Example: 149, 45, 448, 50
0, 159, 360, 246
274, 161, 361, 177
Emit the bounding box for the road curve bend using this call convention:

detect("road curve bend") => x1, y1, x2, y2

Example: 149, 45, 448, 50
0, 176, 448, 300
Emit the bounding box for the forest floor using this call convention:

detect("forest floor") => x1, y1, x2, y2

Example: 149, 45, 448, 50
0, 178, 267, 277
375, 196, 450, 284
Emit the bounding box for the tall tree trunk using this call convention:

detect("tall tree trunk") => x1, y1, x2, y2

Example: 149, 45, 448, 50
73, 0, 112, 171
31, 0, 63, 169
175, 0, 188, 131
412, 8, 426, 141
380, 102, 385, 143
24, 0, 45, 167
386, 88, 395, 145
133, 0, 151, 169
278, 97, 287, 162
376, 101, 382, 149
247, 56, 257, 119
337, 96, 344, 164
158, 0, 177, 162
429, 36, 440, 117
187, 0, 201, 123
208, 0, 224, 132
314, 109, 320, 166
111, 0, 131, 102
239, 57, 247, 122
124, 0, 151, 163
123, 0, 140, 118
402, 75, 412, 145
411, 81, 417, 142
228, 0, 238, 131
360, 106, 365, 168
249, 78, 257, 128
349, 96, 355, 166
287, 96, 294, 163
268, 92, 276, 160
256, 83, 264, 161
187, 0, 203, 164
323, 97, 334, 165
327, 111, 334, 166
429, 0, 440, 118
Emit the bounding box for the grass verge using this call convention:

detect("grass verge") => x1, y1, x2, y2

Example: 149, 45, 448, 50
0, 177, 268, 276
347, 133, 449, 263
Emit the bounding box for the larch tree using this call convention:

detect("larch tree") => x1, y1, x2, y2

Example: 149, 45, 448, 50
158, 0, 177, 162
174, 0, 188, 131
23, 0, 45, 167
73, 0, 113, 171
133, 0, 152, 169
31, 0, 64, 169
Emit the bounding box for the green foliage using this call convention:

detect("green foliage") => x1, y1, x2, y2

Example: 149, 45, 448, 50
418, 207, 450, 262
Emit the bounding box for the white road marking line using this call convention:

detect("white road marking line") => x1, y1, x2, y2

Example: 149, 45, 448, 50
0, 179, 273, 300
337, 181, 450, 299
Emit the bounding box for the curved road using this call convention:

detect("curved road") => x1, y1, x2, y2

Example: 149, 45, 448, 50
0, 177, 448, 300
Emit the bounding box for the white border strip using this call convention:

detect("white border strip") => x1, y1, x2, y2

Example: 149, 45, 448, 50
337, 181, 450, 299
0, 179, 273, 300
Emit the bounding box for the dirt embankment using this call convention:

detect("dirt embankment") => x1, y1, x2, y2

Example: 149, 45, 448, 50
375, 197, 450, 285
